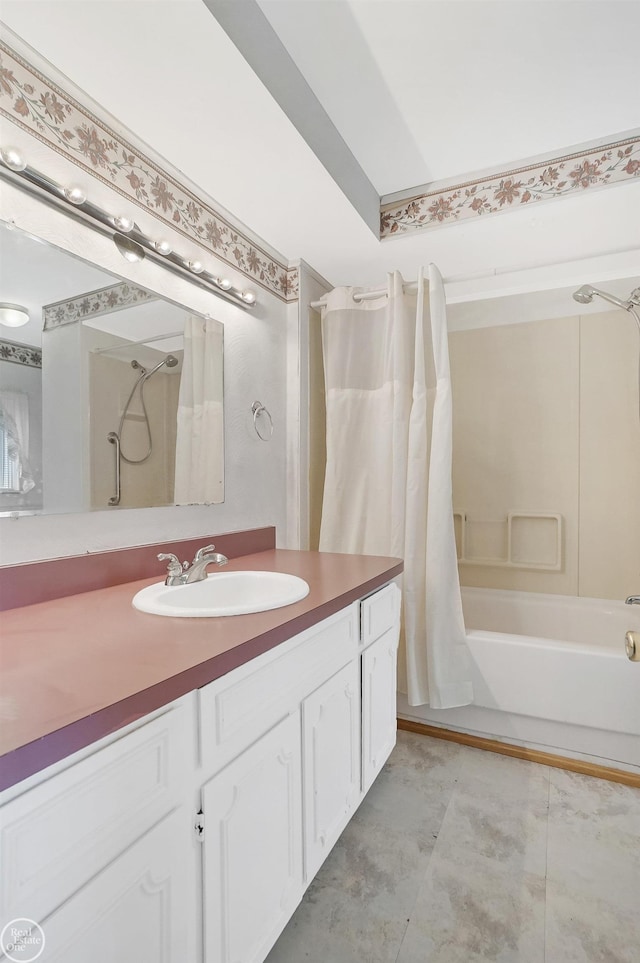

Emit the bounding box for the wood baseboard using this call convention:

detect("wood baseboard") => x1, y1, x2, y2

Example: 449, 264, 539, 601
397, 718, 640, 789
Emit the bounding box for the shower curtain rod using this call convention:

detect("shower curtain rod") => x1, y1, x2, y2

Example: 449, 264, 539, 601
310, 282, 417, 310
308, 244, 640, 310
92, 329, 185, 354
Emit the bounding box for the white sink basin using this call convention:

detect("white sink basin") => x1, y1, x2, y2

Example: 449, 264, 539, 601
132, 570, 310, 618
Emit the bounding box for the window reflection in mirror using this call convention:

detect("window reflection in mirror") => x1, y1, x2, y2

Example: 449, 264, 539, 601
0, 222, 224, 515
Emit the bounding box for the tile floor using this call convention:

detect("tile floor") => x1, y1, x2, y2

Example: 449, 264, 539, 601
266, 730, 640, 963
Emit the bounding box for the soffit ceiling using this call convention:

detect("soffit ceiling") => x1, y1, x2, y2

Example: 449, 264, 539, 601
0, 0, 638, 297
256, 0, 640, 197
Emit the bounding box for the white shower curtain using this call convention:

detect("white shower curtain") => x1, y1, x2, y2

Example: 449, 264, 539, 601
319, 265, 472, 708
174, 316, 224, 505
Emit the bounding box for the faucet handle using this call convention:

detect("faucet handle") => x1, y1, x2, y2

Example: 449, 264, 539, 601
626, 596, 640, 605
193, 544, 216, 562
158, 552, 184, 575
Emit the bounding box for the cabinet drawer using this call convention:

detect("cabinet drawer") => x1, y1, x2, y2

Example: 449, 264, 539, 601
199, 604, 358, 775
360, 582, 400, 648
0, 702, 187, 928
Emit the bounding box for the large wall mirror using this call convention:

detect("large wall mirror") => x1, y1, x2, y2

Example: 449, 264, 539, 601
0, 220, 224, 516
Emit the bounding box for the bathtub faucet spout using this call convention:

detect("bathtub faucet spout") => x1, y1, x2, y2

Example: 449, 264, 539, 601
625, 596, 640, 605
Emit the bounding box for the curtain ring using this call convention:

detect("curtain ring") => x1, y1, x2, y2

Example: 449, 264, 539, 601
252, 401, 273, 441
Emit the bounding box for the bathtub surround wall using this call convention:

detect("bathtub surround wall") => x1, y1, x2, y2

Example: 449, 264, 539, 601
450, 309, 640, 600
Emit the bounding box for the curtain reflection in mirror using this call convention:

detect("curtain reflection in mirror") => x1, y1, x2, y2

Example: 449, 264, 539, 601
174, 317, 224, 505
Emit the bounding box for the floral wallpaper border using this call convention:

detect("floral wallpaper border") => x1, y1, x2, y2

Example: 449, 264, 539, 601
1, 35, 637, 258
0, 40, 299, 302
380, 136, 640, 238
43, 282, 156, 331
0, 338, 42, 368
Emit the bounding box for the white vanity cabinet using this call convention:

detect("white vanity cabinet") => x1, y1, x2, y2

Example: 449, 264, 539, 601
0, 699, 195, 962
198, 580, 400, 963
0, 580, 401, 963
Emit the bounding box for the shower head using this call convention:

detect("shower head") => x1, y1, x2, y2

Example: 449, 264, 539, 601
165, 354, 178, 368
572, 285, 596, 304
572, 284, 630, 310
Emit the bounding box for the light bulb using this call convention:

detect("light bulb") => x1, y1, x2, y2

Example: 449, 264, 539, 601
241, 290, 256, 305
63, 186, 86, 205
113, 216, 135, 233
217, 278, 232, 290
188, 260, 204, 274
0, 147, 27, 172
152, 240, 172, 256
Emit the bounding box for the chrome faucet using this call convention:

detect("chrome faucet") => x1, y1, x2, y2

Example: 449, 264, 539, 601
626, 596, 640, 605
158, 544, 228, 586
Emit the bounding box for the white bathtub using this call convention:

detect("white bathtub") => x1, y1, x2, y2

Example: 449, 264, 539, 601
461, 587, 640, 737
398, 587, 640, 770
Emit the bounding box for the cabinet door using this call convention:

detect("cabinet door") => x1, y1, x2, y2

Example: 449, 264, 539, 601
302, 660, 360, 881
33, 810, 193, 962
1, 703, 188, 929
362, 627, 398, 793
202, 712, 303, 963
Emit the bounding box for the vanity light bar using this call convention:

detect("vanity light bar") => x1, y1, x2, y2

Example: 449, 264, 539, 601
0, 148, 258, 310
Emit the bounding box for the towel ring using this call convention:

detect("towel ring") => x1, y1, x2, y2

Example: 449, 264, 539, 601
252, 401, 274, 441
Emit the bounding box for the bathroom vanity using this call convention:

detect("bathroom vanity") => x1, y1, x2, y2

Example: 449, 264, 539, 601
0, 534, 402, 962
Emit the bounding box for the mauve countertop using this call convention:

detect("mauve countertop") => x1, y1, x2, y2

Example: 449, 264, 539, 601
0, 548, 402, 791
